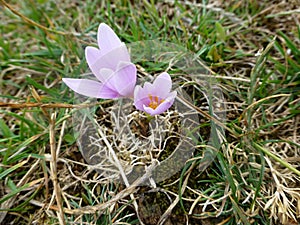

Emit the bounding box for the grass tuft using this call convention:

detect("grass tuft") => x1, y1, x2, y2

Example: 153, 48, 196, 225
1, 0, 299, 224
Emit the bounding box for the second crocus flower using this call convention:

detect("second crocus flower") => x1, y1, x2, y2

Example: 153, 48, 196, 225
134, 72, 177, 116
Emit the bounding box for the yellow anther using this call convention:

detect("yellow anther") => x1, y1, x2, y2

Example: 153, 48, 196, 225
148, 94, 164, 109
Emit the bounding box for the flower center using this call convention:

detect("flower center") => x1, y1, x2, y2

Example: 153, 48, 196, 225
148, 95, 164, 109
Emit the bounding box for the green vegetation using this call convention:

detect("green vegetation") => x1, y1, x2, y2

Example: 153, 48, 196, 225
1, 0, 299, 224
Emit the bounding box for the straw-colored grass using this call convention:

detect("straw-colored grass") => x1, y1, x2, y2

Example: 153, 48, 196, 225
0, 0, 299, 224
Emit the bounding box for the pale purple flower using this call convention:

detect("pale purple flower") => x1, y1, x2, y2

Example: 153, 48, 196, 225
134, 72, 177, 116
62, 23, 137, 99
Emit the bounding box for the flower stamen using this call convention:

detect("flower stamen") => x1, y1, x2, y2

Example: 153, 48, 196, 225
148, 94, 164, 109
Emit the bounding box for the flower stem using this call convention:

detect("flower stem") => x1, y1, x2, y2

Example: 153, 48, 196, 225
145, 113, 154, 122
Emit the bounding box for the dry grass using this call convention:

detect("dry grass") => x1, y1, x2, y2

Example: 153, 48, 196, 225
0, 0, 299, 224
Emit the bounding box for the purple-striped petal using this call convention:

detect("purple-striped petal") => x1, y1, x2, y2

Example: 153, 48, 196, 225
133, 73, 174, 113
97, 23, 122, 53
85, 44, 130, 81
62, 78, 119, 99
143, 101, 170, 116
133, 85, 144, 110
133, 72, 177, 115
106, 62, 137, 97
143, 91, 177, 116
152, 72, 172, 98
134, 73, 172, 103
99, 68, 114, 86
134, 85, 151, 110
85, 46, 102, 66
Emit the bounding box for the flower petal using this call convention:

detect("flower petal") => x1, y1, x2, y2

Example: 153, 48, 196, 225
134, 84, 151, 110
97, 23, 122, 53
99, 68, 114, 85
85, 46, 102, 66
134, 81, 153, 99
86, 44, 130, 81
152, 72, 172, 98
62, 78, 119, 99
142, 91, 177, 116
106, 62, 137, 97
143, 102, 169, 116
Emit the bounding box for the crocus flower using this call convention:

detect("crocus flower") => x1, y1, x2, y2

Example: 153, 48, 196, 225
62, 23, 137, 99
134, 72, 177, 116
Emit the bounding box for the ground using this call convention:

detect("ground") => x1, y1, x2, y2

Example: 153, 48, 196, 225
0, 0, 300, 224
